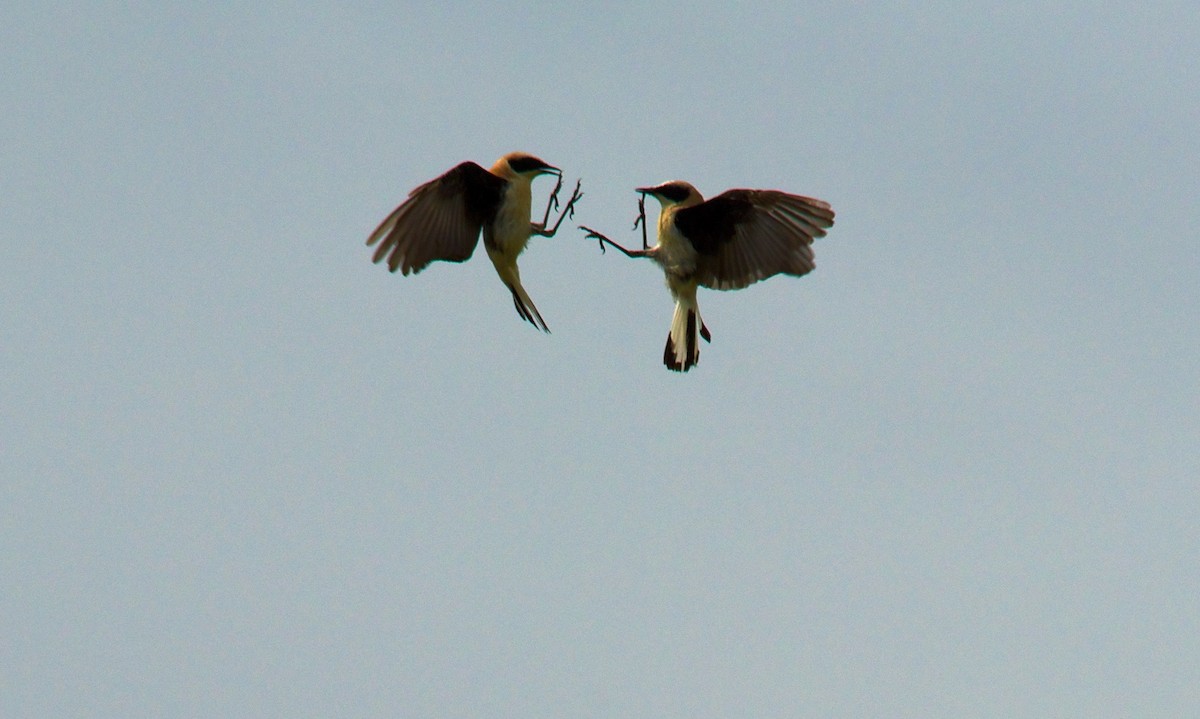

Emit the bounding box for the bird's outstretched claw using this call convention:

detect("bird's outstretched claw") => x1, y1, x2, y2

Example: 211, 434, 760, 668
579, 225, 648, 258
580, 225, 609, 254
540, 174, 565, 227
562, 179, 583, 221
537, 179, 584, 237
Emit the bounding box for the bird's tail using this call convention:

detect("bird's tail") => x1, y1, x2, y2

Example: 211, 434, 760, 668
506, 280, 549, 333
664, 298, 711, 372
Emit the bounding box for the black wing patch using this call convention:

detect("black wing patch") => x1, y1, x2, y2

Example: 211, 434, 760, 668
673, 191, 755, 255
450, 162, 507, 225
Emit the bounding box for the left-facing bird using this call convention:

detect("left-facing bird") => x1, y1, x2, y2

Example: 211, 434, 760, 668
366, 152, 582, 332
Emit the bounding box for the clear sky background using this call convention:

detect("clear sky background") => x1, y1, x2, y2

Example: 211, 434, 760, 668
4, 2, 1198, 717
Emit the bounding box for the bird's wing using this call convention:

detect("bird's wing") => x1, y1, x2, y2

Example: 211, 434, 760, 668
366, 161, 507, 275
676, 189, 835, 291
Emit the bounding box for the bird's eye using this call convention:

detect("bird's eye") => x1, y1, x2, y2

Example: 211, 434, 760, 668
508, 156, 551, 174
660, 184, 691, 202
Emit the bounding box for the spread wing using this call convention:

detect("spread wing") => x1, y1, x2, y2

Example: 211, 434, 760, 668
675, 189, 835, 291
366, 161, 507, 275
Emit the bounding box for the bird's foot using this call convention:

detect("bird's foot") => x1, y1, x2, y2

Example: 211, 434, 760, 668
579, 225, 646, 258
537, 179, 584, 237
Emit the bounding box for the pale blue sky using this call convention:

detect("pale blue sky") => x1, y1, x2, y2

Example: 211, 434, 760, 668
4, 2, 1199, 717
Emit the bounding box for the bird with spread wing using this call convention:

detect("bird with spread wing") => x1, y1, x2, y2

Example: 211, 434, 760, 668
367, 152, 582, 332
582, 181, 834, 371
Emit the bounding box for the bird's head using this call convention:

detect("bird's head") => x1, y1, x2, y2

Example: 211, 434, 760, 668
495, 152, 561, 181
635, 181, 703, 209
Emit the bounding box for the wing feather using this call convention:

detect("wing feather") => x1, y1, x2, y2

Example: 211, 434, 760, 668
677, 189, 835, 291
366, 161, 506, 276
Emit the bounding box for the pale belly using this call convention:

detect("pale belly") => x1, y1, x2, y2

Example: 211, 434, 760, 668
485, 183, 533, 260
654, 220, 699, 278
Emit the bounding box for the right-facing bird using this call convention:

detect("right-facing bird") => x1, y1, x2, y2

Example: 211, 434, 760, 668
367, 152, 582, 332
581, 181, 834, 372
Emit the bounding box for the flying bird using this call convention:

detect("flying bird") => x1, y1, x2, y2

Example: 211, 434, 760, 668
367, 152, 582, 332
581, 181, 834, 371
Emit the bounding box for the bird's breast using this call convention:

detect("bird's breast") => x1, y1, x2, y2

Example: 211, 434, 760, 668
654, 213, 699, 278
485, 181, 533, 256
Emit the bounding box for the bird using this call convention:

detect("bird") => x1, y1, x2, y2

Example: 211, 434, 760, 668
366, 152, 582, 332
581, 181, 834, 372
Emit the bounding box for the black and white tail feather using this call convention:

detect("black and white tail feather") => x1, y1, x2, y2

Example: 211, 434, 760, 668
664, 301, 712, 372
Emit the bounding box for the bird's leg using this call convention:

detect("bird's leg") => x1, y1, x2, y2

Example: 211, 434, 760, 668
535, 179, 584, 237
579, 225, 649, 258
538, 173, 565, 229
634, 193, 649, 250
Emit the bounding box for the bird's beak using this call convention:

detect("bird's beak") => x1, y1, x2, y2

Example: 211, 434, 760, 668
635, 186, 655, 195
543, 164, 562, 176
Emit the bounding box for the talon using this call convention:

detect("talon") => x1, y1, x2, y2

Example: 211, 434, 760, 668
540, 174, 566, 228
580, 225, 606, 254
